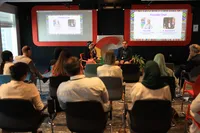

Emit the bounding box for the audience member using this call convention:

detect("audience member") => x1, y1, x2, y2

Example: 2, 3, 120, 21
0, 50, 14, 75
52, 49, 71, 76
190, 93, 200, 133
57, 56, 109, 111
175, 44, 200, 80
48, 47, 63, 71
15, 46, 47, 83
154, 53, 179, 87
97, 50, 123, 80
116, 40, 132, 65
130, 61, 171, 108
0, 62, 44, 110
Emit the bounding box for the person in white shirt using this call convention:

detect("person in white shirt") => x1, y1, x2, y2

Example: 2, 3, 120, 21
15, 46, 47, 83
190, 93, 200, 133
97, 50, 123, 80
57, 56, 109, 111
0, 50, 14, 75
0, 62, 44, 110
143, 19, 153, 29
0, 62, 44, 133
130, 61, 171, 108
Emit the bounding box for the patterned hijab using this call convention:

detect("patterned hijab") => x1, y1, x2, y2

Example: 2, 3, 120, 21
142, 61, 166, 90
153, 53, 170, 76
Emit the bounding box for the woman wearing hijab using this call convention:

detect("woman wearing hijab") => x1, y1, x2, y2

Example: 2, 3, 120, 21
154, 53, 179, 87
130, 61, 171, 107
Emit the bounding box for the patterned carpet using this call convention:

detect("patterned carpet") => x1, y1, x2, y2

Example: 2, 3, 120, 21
0, 80, 190, 133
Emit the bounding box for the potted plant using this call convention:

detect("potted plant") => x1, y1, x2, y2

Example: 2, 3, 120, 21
131, 55, 145, 75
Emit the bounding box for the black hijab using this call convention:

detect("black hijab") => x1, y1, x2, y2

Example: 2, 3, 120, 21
142, 61, 166, 90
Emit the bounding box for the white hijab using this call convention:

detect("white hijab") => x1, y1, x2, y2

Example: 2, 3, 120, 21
153, 53, 170, 76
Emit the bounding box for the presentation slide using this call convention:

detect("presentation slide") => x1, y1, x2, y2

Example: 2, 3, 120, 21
37, 10, 93, 42
48, 15, 82, 35
130, 10, 187, 41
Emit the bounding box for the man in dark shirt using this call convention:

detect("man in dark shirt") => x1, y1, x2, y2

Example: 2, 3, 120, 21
116, 40, 132, 65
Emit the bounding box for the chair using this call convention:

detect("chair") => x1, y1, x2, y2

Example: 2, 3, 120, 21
121, 64, 140, 83
65, 101, 109, 133
185, 104, 200, 132
84, 64, 102, 77
100, 77, 124, 120
127, 100, 172, 133
161, 76, 176, 100
166, 63, 175, 72
0, 75, 11, 85
0, 99, 48, 133
49, 76, 70, 112
181, 75, 200, 112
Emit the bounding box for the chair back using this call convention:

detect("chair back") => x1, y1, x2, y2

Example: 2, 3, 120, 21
166, 63, 175, 72
84, 64, 101, 77
189, 65, 200, 82
193, 75, 200, 97
65, 101, 108, 133
130, 100, 172, 133
161, 76, 176, 100
121, 64, 140, 83
49, 76, 70, 97
0, 99, 42, 131
100, 77, 123, 100
0, 75, 11, 85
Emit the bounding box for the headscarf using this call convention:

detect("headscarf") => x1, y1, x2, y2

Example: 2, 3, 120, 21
142, 61, 166, 90
153, 53, 170, 76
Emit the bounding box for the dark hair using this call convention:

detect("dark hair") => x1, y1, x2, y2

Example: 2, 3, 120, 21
10, 62, 29, 81
0, 50, 13, 74
87, 41, 93, 47
54, 48, 63, 60
64, 56, 80, 76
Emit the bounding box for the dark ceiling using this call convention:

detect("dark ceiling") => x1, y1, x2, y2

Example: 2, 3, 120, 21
7, 0, 200, 9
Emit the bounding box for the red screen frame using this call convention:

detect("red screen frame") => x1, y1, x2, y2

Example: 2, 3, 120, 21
124, 4, 192, 46
32, 5, 97, 46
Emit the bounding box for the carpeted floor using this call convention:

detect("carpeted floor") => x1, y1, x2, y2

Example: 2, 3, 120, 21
0, 79, 191, 133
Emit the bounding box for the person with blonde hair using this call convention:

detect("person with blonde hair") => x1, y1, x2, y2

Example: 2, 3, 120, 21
97, 50, 123, 80
154, 53, 178, 87
175, 44, 200, 81
52, 49, 71, 76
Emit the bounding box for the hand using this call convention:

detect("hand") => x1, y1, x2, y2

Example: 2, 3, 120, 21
120, 60, 125, 64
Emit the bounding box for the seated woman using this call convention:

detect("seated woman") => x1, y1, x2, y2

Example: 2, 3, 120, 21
154, 53, 179, 87
51, 49, 71, 76
84, 41, 97, 60
82, 51, 97, 65
190, 93, 200, 133
0, 50, 14, 75
48, 48, 63, 72
0, 62, 44, 110
97, 50, 123, 80
130, 61, 171, 108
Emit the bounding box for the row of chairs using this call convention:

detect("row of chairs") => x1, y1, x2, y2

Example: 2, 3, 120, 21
0, 99, 172, 133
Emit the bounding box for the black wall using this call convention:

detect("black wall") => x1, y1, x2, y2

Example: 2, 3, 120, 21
17, 3, 200, 67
